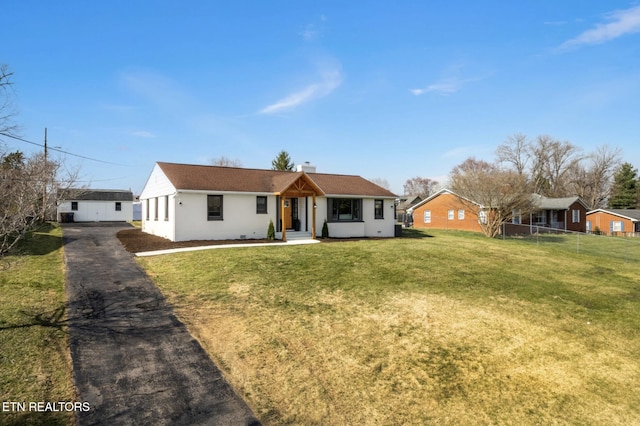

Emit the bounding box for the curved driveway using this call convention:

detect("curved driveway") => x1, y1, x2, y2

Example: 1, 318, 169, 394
63, 223, 260, 425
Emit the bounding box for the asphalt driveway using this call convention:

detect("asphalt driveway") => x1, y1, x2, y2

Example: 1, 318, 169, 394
63, 223, 260, 425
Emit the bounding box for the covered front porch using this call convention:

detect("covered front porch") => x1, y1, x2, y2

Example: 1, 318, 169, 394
274, 173, 324, 242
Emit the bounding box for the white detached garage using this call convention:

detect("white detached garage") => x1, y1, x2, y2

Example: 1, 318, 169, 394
57, 189, 134, 222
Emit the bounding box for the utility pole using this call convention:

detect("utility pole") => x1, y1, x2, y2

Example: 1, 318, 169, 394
42, 128, 48, 221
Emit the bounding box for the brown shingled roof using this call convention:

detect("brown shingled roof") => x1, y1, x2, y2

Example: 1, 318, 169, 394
156, 162, 396, 197
308, 172, 396, 197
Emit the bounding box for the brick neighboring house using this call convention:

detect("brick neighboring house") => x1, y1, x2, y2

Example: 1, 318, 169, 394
409, 189, 485, 232
410, 189, 589, 235
586, 209, 640, 236
505, 194, 590, 235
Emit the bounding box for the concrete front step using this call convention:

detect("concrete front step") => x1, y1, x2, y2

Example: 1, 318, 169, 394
279, 231, 314, 241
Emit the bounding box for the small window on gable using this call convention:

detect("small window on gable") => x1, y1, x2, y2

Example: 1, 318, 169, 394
115, 202, 122, 211
424, 210, 431, 224
71, 201, 78, 211
256, 196, 268, 214
458, 209, 465, 220
374, 199, 384, 219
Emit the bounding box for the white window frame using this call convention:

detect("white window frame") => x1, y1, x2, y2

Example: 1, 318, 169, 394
512, 209, 522, 224
572, 209, 580, 223
447, 209, 454, 220
424, 210, 431, 224
458, 209, 465, 220
478, 210, 487, 224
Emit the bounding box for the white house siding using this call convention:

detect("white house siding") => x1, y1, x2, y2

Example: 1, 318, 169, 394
174, 192, 278, 241
140, 164, 178, 240
140, 164, 176, 199
363, 198, 397, 237
57, 200, 133, 222
142, 194, 176, 241
316, 197, 396, 238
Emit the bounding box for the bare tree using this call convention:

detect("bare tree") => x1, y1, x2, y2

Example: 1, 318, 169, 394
210, 156, 242, 167
528, 135, 583, 197
450, 158, 534, 238
567, 145, 621, 209
369, 177, 391, 190
496, 133, 530, 175
0, 65, 82, 255
403, 176, 439, 197
0, 64, 19, 139
1, 151, 58, 254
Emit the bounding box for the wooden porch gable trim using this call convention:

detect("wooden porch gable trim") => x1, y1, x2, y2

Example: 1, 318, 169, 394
274, 172, 325, 197
275, 173, 323, 242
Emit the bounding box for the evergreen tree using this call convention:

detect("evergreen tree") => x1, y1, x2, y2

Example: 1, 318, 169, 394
271, 150, 294, 171
608, 162, 639, 209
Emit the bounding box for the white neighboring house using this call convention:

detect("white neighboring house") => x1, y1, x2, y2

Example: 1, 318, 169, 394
139, 162, 398, 242
57, 189, 134, 222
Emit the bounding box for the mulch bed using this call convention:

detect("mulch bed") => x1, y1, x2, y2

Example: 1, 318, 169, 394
116, 228, 277, 253
117, 228, 392, 254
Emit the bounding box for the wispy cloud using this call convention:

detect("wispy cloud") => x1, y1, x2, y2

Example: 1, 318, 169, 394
557, 5, 640, 51
131, 130, 155, 138
411, 74, 488, 96
101, 103, 138, 113
259, 65, 342, 114
120, 70, 194, 112
299, 15, 327, 41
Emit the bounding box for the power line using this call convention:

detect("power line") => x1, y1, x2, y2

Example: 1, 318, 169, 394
0, 132, 132, 166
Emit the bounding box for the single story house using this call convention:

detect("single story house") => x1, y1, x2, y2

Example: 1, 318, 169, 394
409, 189, 589, 235
504, 194, 589, 235
409, 189, 485, 232
586, 209, 640, 236
57, 189, 134, 222
139, 162, 397, 242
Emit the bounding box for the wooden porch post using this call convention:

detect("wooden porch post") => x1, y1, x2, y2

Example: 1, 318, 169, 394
312, 193, 317, 239
281, 196, 287, 242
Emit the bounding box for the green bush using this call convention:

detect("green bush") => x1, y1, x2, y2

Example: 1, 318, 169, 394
267, 219, 276, 240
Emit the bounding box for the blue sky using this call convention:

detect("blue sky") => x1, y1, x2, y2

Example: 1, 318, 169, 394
2, 1, 639, 195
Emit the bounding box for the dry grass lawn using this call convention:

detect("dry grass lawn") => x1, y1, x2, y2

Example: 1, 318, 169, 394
138, 230, 640, 425
0, 224, 76, 425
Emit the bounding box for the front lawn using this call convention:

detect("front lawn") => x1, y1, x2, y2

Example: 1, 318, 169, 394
0, 224, 75, 425
138, 229, 640, 425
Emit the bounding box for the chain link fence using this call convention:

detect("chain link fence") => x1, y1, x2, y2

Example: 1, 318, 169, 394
408, 212, 640, 263
500, 222, 640, 264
